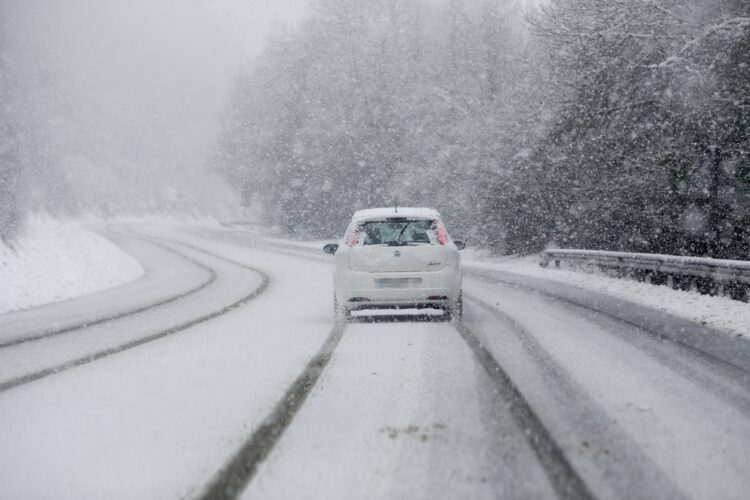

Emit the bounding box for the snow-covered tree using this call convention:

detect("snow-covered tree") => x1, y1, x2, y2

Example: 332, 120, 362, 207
216, 0, 749, 259
0, 4, 23, 243
506, 0, 750, 257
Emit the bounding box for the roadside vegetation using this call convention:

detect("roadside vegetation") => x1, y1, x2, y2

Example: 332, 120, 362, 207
216, 0, 749, 259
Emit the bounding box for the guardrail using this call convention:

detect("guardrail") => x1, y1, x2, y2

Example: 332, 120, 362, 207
540, 249, 750, 302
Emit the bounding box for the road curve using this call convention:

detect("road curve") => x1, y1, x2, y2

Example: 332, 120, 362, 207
0, 224, 335, 500
1, 223, 748, 500
0, 231, 213, 347
0, 229, 269, 393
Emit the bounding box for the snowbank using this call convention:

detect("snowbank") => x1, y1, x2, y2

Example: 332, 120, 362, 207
0, 215, 144, 314
463, 255, 750, 338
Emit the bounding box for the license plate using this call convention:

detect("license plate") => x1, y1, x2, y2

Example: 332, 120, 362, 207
375, 278, 422, 288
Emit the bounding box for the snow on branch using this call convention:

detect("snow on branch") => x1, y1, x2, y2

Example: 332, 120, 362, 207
650, 17, 750, 69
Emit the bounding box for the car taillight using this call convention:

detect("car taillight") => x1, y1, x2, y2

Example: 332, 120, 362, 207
433, 220, 447, 245
345, 223, 361, 246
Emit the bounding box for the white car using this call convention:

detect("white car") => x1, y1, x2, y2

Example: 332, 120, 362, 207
323, 207, 465, 321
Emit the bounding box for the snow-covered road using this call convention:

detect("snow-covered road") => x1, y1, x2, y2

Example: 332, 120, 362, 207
1, 223, 748, 500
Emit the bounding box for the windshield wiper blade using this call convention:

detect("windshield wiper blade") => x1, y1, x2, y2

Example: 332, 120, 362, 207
394, 222, 411, 245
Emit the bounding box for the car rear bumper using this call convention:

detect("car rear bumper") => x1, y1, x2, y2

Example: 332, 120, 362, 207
336, 268, 461, 310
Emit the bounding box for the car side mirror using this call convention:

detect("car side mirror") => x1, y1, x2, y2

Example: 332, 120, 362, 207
323, 243, 339, 255
454, 240, 466, 251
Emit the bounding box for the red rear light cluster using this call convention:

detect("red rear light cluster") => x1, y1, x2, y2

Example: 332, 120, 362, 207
345, 223, 361, 246
433, 220, 447, 245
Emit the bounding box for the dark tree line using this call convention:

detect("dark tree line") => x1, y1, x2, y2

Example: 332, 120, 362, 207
216, 0, 749, 259
511, 0, 750, 257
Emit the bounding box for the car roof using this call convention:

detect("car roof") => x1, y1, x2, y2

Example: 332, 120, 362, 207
351, 207, 441, 222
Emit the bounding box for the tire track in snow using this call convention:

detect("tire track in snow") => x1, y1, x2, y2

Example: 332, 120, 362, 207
146, 232, 346, 499
462, 269, 750, 375
191, 227, 592, 499
461, 294, 691, 500
196, 323, 345, 500
186, 229, 724, 498
453, 317, 597, 500
185, 228, 591, 498
192, 226, 329, 263
0, 233, 270, 394
527, 289, 750, 417
0, 231, 216, 349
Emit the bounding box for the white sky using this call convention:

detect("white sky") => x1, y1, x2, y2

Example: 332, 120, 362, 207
4, 0, 311, 213
3, 0, 541, 214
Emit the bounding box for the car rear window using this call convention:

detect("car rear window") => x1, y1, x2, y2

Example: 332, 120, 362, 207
359, 219, 437, 246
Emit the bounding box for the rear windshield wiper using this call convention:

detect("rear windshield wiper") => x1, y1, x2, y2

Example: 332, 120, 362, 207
391, 223, 411, 246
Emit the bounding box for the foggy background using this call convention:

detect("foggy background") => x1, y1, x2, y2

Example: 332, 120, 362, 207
0, 0, 309, 231
1, 0, 748, 259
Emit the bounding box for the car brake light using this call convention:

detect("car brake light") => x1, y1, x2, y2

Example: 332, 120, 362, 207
433, 220, 447, 245
345, 223, 361, 246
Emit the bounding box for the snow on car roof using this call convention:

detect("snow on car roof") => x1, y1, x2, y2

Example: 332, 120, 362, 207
351, 207, 441, 221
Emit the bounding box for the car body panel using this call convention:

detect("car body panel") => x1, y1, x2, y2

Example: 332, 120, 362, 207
328, 207, 463, 317
348, 244, 446, 273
